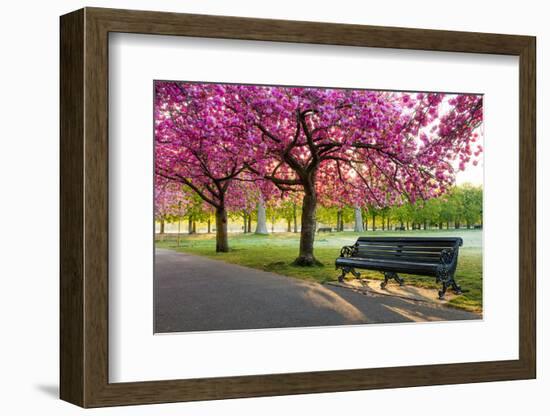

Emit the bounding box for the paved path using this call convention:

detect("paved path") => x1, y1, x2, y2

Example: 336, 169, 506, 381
155, 249, 480, 333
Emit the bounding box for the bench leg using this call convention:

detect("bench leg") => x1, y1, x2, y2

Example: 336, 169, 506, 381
437, 268, 462, 299
337, 268, 346, 283
438, 282, 462, 299
450, 277, 463, 295
381, 272, 403, 289
438, 281, 448, 300
381, 272, 389, 289
338, 267, 361, 283
394, 274, 405, 286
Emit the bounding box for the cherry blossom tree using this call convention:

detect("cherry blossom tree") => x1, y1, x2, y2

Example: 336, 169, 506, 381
225, 86, 483, 264
154, 82, 267, 252
154, 177, 189, 235
225, 179, 272, 234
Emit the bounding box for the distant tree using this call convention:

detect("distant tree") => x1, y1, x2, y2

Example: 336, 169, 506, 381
354, 206, 365, 232
255, 197, 269, 234
316, 206, 338, 229
154, 179, 191, 236
389, 205, 406, 230
265, 201, 282, 233
419, 197, 442, 229
278, 200, 299, 232
438, 188, 461, 229
379, 207, 391, 230
367, 205, 381, 231
459, 184, 483, 228
412, 184, 482, 230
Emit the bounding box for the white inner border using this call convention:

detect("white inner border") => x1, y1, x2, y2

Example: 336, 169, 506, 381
109, 33, 519, 383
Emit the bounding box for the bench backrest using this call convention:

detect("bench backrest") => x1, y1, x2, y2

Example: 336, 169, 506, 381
353, 237, 462, 264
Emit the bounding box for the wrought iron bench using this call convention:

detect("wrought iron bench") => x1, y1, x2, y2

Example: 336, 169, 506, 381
335, 237, 463, 299
317, 227, 333, 233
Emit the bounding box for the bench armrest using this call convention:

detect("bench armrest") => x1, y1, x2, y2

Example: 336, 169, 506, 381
439, 248, 457, 265
340, 245, 356, 258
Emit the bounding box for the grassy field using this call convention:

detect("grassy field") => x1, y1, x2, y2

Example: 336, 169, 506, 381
156, 229, 483, 312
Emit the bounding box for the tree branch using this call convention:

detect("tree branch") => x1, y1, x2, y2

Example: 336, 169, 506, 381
155, 170, 219, 208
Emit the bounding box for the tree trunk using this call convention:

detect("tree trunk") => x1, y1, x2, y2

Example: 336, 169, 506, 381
247, 214, 252, 233
255, 199, 269, 234
455, 221, 460, 229
160, 219, 165, 235
188, 217, 193, 234
294, 189, 319, 266
207, 218, 211, 234
215, 206, 229, 252
353, 206, 364, 232
287, 219, 291, 232
271, 216, 275, 233
177, 218, 181, 246
192, 221, 197, 234
336, 209, 342, 232
293, 203, 298, 233
243, 212, 247, 233
372, 213, 376, 231
424, 220, 427, 230
446, 221, 450, 229
387, 217, 390, 230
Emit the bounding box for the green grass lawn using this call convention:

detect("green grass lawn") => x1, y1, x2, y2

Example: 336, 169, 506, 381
156, 229, 483, 313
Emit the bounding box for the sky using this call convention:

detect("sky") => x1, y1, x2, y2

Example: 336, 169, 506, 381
432, 94, 484, 187
455, 160, 483, 185
454, 122, 484, 186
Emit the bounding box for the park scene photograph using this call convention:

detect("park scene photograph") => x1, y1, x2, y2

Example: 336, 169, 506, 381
154, 81, 484, 333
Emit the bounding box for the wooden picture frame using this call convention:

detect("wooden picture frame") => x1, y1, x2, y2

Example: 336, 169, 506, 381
60, 7, 536, 408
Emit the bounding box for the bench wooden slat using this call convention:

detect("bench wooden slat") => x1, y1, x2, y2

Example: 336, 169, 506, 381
356, 241, 457, 248
356, 246, 446, 254
336, 258, 439, 276
352, 253, 441, 263
356, 237, 459, 242
356, 248, 447, 254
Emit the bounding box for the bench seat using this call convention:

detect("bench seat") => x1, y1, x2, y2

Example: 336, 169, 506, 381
336, 257, 440, 275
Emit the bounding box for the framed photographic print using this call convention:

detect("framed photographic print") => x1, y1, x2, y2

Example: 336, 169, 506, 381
60, 7, 536, 408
